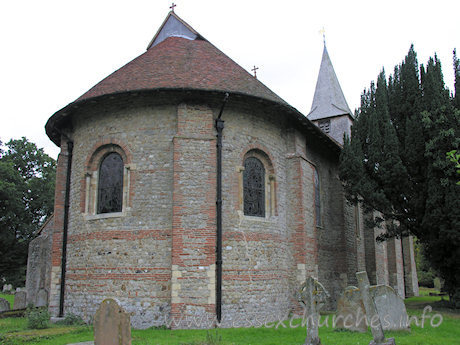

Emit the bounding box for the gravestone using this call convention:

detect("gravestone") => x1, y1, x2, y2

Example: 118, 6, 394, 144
370, 285, 409, 331
94, 298, 131, 345
36, 289, 48, 307
299, 276, 329, 345
3, 284, 12, 293
13, 290, 27, 310
433, 278, 442, 292
356, 271, 396, 345
0, 297, 10, 312
335, 286, 367, 332
336, 284, 409, 333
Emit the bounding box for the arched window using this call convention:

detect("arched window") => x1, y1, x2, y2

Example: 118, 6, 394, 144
97, 152, 124, 214
243, 157, 265, 217
314, 168, 321, 226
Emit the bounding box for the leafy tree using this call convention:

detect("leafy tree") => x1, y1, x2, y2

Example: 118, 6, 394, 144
340, 46, 460, 306
0, 137, 56, 286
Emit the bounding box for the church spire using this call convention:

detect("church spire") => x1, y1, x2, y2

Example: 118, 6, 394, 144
308, 44, 353, 144
308, 44, 352, 121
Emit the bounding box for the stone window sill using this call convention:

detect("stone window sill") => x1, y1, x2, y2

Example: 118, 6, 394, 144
84, 210, 128, 221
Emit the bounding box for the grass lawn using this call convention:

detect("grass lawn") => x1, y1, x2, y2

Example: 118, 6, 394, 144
0, 288, 458, 345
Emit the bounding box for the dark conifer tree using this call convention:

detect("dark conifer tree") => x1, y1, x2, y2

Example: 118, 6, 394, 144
340, 46, 460, 306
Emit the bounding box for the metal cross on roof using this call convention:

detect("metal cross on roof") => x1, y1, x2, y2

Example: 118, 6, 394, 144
319, 27, 326, 44
251, 65, 259, 78
170, 3, 177, 12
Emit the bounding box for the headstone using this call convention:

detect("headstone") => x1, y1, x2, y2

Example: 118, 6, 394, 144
0, 297, 10, 312
335, 286, 368, 332
13, 290, 27, 310
356, 271, 396, 345
36, 289, 48, 307
94, 298, 131, 345
299, 276, 329, 345
336, 284, 409, 333
3, 284, 12, 292
433, 278, 441, 292
370, 285, 409, 331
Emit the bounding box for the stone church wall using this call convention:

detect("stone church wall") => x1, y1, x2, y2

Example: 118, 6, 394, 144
304, 140, 353, 310
44, 96, 417, 328
60, 100, 176, 328
220, 103, 291, 323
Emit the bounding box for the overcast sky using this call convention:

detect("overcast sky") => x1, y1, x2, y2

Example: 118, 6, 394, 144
1, 0, 459, 159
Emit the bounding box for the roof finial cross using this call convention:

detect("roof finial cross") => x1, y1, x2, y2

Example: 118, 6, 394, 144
319, 27, 326, 45
251, 65, 259, 79
170, 2, 177, 12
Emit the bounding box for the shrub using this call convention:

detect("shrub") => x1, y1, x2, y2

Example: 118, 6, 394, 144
27, 307, 50, 329
56, 312, 86, 325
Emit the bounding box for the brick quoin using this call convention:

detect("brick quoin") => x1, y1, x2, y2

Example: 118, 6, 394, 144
171, 103, 217, 326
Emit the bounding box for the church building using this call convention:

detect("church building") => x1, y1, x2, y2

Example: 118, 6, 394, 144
26, 10, 418, 328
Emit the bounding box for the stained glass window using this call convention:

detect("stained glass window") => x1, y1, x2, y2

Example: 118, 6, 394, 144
314, 168, 321, 226
97, 152, 123, 214
243, 157, 265, 217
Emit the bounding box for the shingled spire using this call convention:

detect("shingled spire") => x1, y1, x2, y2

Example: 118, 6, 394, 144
308, 44, 353, 144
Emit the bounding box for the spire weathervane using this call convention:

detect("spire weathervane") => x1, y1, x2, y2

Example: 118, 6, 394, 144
251, 65, 259, 79
319, 27, 326, 45
170, 2, 176, 12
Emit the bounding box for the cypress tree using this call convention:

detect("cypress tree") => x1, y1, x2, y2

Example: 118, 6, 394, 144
340, 46, 460, 306
454, 49, 460, 109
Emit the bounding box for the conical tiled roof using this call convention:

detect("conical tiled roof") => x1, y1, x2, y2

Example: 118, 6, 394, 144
77, 35, 287, 104
46, 11, 342, 155
308, 45, 352, 121
74, 11, 286, 104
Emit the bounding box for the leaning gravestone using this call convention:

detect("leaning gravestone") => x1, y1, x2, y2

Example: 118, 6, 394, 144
370, 285, 409, 331
336, 284, 409, 333
299, 276, 329, 345
356, 271, 396, 345
0, 297, 10, 312
13, 290, 27, 310
36, 289, 48, 307
94, 298, 131, 345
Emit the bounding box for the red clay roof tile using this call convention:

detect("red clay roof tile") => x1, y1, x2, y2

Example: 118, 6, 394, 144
77, 36, 287, 105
